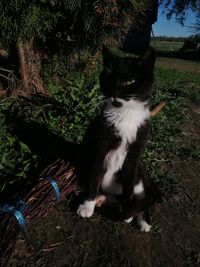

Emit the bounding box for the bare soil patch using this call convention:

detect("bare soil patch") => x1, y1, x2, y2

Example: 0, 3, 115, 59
156, 57, 200, 74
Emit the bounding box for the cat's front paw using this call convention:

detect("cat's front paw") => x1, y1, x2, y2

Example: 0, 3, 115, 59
139, 221, 152, 232
77, 200, 95, 218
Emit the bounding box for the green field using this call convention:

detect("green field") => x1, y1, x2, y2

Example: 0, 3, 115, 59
150, 39, 200, 74
150, 40, 184, 52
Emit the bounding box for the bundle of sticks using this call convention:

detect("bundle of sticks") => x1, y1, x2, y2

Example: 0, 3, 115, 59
0, 159, 78, 266
24, 159, 77, 225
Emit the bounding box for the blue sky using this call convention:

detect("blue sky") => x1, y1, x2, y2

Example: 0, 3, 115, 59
152, 7, 197, 37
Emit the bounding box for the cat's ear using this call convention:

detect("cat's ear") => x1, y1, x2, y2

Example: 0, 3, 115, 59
139, 47, 156, 70
102, 44, 116, 71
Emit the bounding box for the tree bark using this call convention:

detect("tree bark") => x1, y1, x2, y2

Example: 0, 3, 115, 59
16, 37, 50, 96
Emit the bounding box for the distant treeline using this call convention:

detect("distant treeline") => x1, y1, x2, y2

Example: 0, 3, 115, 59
151, 35, 200, 42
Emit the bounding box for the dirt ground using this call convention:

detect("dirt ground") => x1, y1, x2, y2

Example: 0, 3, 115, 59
5, 100, 200, 267
157, 57, 200, 74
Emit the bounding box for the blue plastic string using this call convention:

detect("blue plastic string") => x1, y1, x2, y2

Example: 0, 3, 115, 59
0, 177, 60, 231
16, 199, 27, 213
46, 176, 60, 203
0, 204, 26, 230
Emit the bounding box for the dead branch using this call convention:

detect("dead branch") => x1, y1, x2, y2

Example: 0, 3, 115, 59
150, 101, 166, 117
0, 67, 13, 73
0, 73, 14, 82
95, 195, 107, 207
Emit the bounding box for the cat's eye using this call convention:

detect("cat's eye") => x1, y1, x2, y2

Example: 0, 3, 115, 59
122, 79, 136, 86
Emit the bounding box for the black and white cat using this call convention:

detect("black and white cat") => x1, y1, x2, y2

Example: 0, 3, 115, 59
77, 45, 158, 232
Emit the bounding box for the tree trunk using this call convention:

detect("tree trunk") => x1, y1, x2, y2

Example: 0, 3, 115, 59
16, 37, 50, 96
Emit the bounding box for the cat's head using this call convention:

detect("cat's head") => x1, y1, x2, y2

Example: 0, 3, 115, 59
100, 45, 156, 105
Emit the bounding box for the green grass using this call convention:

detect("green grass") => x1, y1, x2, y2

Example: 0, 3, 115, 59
143, 67, 200, 199
43, 73, 103, 143
1, 63, 200, 200
150, 40, 183, 52
0, 110, 38, 194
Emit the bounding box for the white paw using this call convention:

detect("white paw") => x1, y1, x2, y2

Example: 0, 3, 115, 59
77, 200, 95, 218
140, 222, 152, 232
124, 217, 133, 224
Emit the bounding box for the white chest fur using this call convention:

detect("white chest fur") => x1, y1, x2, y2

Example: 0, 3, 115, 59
104, 98, 150, 143
102, 98, 150, 191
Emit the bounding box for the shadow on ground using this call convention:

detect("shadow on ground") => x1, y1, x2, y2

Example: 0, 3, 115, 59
1, 112, 80, 203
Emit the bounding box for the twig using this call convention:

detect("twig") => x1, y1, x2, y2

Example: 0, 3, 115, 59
0, 73, 14, 82
0, 67, 13, 73
42, 241, 63, 250
95, 195, 107, 207
150, 101, 166, 117
41, 247, 56, 252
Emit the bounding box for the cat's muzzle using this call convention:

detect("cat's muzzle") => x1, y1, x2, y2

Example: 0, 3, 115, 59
111, 97, 123, 108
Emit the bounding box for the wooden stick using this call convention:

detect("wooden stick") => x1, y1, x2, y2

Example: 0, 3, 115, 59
150, 101, 166, 117
95, 195, 107, 207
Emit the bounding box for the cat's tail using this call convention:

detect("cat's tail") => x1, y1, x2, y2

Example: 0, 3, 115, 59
117, 182, 161, 221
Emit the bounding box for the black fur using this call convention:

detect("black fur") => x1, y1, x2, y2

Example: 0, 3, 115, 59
79, 45, 159, 220
100, 45, 155, 101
